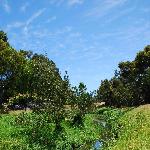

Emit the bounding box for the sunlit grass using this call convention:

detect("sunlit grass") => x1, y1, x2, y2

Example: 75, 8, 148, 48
106, 105, 150, 150
0, 111, 102, 149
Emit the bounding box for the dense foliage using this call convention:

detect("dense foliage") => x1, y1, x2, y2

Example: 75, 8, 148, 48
97, 45, 150, 107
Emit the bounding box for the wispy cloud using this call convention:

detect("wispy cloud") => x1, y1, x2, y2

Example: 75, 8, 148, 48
86, 0, 127, 18
104, 6, 135, 24
49, 0, 64, 5
90, 21, 150, 50
6, 22, 24, 31
2, 0, 11, 13
26, 8, 46, 26
31, 26, 73, 40
23, 8, 46, 35
5, 8, 46, 35
118, 22, 150, 42
68, 0, 84, 6
20, 2, 30, 12
7, 24, 74, 52
46, 16, 57, 23
49, 0, 84, 6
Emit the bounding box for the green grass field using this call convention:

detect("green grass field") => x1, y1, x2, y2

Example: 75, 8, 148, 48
0, 105, 150, 150
106, 105, 150, 150
0, 111, 102, 149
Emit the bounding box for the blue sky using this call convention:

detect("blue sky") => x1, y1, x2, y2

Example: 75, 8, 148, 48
0, 0, 150, 91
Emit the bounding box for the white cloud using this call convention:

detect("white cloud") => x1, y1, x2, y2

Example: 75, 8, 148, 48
22, 8, 46, 35
49, 0, 84, 6
68, 0, 84, 6
6, 22, 24, 31
26, 8, 46, 26
49, 0, 64, 6
2, 0, 11, 13
104, 6, 135, 24
5, 8, 46, 36
91, 21, 150, 45
86, 0, 127, 18
46, 16, 57, 23
20, 2, 29, 12
7, 24, 74, 52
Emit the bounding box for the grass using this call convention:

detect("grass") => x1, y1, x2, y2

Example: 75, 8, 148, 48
0, 114, 28, 150
0, 111, 103, 149
0, 113, 47, 150
105, 104, 150, 150
1, 105, 150, 150
61, 114, 102, 148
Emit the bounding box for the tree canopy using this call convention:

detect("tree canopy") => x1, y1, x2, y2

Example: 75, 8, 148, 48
97, 45, 150, 107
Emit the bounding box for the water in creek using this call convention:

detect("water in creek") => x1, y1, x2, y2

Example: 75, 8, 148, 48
93, 118, 106, 149
94, 140, 103, 149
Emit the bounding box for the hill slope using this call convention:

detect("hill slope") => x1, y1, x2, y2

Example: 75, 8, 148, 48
106, 105, 150, 150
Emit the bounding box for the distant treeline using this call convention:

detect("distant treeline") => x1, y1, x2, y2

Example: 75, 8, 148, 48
97, 45, 150, 107
1, 30, 150, 111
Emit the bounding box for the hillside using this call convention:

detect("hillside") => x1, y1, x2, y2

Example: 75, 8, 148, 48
106, 105, 150, 150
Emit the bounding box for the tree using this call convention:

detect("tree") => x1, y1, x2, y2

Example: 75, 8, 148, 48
141, 68, 150, 103
0, 33, 27, 107
97, 79, 113, 106
97, 45, 150, 107
0, 31, 8, 43
135, 45, 150, 74
71, 82, 94, 126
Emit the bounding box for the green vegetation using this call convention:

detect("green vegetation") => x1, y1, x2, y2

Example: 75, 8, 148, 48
1, 30, 150, 149
97, 45, 150, 107
0, 114, 32, 150
0, 112, 102, 149
105, 105, 150, 150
